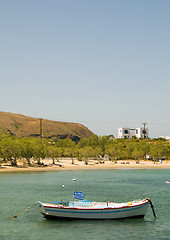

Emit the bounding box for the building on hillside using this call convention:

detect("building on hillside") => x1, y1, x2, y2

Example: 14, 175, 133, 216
118, 127, 148, 139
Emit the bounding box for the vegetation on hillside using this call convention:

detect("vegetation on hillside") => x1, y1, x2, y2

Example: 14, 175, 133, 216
0, 131, 169, 167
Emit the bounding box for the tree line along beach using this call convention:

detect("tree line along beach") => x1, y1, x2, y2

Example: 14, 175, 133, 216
0, 127, 170, 172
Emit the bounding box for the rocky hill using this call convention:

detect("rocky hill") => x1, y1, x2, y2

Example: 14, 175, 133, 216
0, 112, 93, 141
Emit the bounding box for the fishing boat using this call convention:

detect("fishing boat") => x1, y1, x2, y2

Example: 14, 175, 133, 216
38, 198, 153, 220
166, 181, 170, 191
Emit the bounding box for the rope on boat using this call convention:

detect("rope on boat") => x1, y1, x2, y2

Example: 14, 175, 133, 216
146, 198, 156, 218
7, 201, 38, 220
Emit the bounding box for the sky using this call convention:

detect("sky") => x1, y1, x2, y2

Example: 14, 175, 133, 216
0, 0, 170, 138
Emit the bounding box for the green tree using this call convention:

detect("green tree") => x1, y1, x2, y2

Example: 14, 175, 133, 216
20, 138, 35, 166
33, 139, 48, 165
149, 142, 167, 162
78, 146, 94, 165
0, 136, 20, 166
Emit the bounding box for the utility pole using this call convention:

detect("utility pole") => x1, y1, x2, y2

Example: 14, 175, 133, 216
40, 118, 43, 139
142, 122, 147, 139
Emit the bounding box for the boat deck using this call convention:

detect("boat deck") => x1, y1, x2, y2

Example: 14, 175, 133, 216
44, 199, 146, 209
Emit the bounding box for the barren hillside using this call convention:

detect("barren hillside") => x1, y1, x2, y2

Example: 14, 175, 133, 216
0, 112, 93, 141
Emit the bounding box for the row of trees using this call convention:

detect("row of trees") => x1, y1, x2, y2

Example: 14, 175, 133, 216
0, 131, 170, 167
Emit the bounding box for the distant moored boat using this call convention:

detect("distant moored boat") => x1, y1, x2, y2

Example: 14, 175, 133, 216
166, 181, 170, 191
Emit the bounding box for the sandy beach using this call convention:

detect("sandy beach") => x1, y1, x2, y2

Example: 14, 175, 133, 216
1, 158, 170, 172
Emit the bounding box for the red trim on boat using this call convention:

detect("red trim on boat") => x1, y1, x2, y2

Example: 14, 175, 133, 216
42, 200, 149, 211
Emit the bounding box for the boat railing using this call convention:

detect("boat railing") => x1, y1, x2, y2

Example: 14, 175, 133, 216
51, 201, 69, 207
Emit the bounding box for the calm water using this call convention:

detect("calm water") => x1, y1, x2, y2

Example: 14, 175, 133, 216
0, 169, 170, 240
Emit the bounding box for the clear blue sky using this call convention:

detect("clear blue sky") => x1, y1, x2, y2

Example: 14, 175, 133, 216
0, 0, 170, 138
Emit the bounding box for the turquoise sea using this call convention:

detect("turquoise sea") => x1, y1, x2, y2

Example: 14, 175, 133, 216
0, 169, 170, 240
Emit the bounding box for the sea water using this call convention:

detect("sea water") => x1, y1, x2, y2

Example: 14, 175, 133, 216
0, 169, 170, 240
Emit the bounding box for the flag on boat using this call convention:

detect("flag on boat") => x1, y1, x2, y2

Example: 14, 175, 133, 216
74, 191, 85, 200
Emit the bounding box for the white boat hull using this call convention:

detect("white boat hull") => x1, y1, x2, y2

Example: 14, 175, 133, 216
166, 181, 170, 191
38, 199, 149, 220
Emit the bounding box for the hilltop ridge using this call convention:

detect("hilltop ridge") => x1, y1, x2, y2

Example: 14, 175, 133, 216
0, 111, 93, 141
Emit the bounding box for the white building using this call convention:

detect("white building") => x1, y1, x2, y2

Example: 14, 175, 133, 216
136, 128, 148, 139
118, 128, 131, 139
118, 127, 148, 139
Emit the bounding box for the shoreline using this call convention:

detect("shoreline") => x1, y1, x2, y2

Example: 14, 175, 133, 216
1, 159, 170, 172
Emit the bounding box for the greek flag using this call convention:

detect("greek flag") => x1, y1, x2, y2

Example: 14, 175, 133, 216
74, 191, 85, 200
